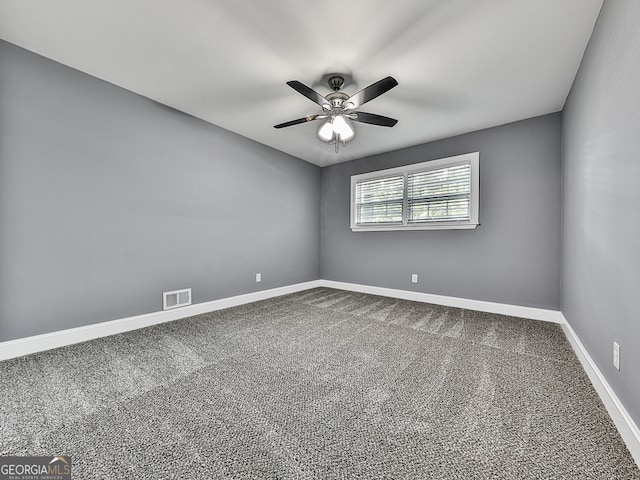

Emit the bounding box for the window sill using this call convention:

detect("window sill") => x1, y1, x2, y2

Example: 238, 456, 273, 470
351, 223, 479, 232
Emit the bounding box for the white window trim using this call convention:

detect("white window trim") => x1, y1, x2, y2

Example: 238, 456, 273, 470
350, 152, 480, 231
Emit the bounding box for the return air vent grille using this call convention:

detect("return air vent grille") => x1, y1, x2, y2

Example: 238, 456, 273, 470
163, 288, 192, 310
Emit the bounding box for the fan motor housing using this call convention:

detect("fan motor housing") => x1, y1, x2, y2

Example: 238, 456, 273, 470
325, 91, 349, 108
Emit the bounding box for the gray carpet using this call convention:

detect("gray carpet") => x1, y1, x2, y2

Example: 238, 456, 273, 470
1, 287, 638, 479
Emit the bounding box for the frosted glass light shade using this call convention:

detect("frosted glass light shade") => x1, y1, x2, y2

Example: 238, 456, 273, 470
333, 115, 354, 142
317, 120, 334, 142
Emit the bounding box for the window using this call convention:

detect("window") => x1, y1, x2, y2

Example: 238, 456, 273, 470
350, 152, 479, 231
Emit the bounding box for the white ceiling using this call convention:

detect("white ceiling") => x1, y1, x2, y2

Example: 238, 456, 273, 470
0, 0, 603, 167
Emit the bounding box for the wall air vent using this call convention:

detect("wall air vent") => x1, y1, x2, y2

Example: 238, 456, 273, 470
163, 288, 192, 310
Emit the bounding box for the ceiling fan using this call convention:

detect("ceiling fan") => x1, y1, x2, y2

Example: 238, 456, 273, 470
274, 75, 398, 152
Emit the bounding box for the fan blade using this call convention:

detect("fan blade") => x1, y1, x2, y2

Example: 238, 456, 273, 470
274, 115, 322, 129
287, 81, 330, 109
344, 76, 398, 110
351, 111, 398, 127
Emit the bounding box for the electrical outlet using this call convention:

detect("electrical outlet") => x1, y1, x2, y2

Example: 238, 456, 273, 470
613, 341, 620, 370
256, 273, 262, 283
411, 274, 418, 283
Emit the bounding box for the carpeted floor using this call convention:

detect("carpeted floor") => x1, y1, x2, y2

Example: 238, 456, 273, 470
1, 287, 638, 479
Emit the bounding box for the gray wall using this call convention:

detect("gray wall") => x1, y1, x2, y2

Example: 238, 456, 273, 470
321, 114, 562, 310
0, 41, 320, 342
562, 0, 640, 426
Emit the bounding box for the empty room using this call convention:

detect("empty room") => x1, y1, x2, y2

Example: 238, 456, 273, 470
1, 0, 639, 478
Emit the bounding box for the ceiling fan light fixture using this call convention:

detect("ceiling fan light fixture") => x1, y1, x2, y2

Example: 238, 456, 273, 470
332, 115, 354, 142
318, 119, 335, 142
277, 75, 398, 152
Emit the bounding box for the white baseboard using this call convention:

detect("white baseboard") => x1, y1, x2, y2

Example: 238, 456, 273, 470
319, 280, 564, 323
0, 280, 561, 363
2, 279, 638, 467
0, 280, 321, 362
560, 314, 640, 467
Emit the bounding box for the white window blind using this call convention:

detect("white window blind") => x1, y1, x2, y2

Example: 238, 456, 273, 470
407, 163, 471, 224
350, 152, 479, 231
355, 175, 404, 225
